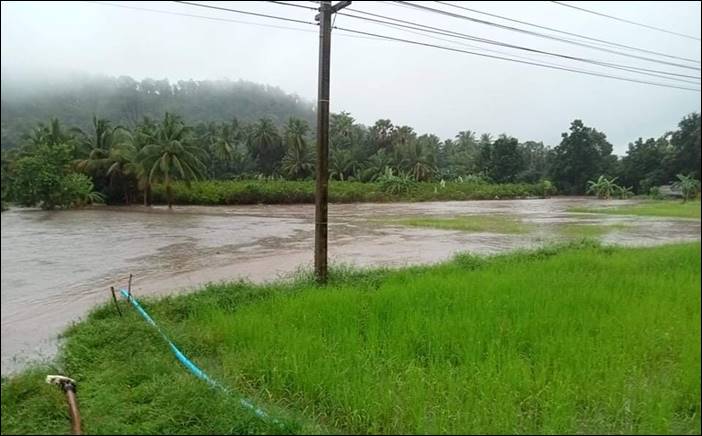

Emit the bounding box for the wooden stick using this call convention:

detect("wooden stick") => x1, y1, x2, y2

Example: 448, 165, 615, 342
110, 286, 122, 317
128, 274, 133, 300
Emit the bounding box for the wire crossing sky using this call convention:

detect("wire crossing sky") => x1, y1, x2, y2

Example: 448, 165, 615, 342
1, 1, 700, 154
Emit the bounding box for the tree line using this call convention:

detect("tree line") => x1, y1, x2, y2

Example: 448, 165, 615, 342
1, 74, 316, 149
0, 109, 699, 209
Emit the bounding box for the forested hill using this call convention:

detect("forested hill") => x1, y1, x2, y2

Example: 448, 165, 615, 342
0, 74, 316, 148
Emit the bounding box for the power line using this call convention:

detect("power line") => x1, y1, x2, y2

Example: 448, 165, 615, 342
339, 8, 701, 82
155, 1, 699, 91
173, 1, 316, 26
435, 0, 700, 64
332, 26, 700, 92
341, 11, 700, 85
87, 1, 316, 32
391, 1, 701, 71
344, 11, 700, 86
551, 1, 702, 41
169, 0, 699, 83
87, 2, 385, 43
267, 1, 318, 11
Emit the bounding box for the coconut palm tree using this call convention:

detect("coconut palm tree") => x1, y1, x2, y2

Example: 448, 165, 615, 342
213, 120, 241, 162
78, 116, 116, 152
362, 149, 394, 182
370, 119, 394, 151
21, 118, 75, 153
104, 128, 145, 205
248, 118, 283, 175
329, 148, 356, 181
399, 141, 436, 182
74, 117, 118, 179
139, 113, 206, 209
281, 118, 313, 179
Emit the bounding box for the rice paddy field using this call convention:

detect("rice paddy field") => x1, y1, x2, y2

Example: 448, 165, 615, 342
2, 241, 700, 435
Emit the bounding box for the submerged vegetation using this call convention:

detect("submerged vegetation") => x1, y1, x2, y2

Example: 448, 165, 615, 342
569, 200, 701, 219
2, 242, 700, 434
383, 215, 529, 234
558, 222, 629, 238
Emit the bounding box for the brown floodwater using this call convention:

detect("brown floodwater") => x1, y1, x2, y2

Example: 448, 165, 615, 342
1, 197, 699, 373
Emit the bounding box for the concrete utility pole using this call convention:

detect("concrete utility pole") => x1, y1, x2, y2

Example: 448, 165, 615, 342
314, 0, 350, 284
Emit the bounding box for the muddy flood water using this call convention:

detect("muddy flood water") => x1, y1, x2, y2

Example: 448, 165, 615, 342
1, 197, 700, 373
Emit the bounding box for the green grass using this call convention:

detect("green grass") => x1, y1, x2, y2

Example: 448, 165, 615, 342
150, 180, 546, 205
2, 242, 700, 434
383, 215, 528, 234
569, 200, 701, 219
559, 223, 629, 239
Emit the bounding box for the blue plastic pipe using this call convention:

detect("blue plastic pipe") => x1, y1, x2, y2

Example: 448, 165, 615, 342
119, 289, 276, 423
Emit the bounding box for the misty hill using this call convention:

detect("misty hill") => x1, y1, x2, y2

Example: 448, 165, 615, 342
0, 73, 316, 148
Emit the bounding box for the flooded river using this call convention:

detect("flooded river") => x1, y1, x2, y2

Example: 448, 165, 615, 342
1, 198, 700, 373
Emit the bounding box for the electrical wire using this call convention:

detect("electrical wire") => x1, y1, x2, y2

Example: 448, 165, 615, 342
339, 8, 701, 82
107, 0, 701, 92
173, 1, 316, 26
332, 26, 701, 92
435, 0, 700, 64
551, 1, 701, 41
391, 1, 701, 71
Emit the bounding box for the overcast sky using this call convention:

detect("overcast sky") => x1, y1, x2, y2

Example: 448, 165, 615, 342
1, 1, 700, 154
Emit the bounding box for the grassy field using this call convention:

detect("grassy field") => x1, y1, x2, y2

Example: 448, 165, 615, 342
2, 242, 700, 434
569, 200, 701, 219
150, 180, 546, 205
383, 215, 529, 234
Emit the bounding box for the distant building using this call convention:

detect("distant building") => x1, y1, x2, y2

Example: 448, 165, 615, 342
658, 184, 683, 198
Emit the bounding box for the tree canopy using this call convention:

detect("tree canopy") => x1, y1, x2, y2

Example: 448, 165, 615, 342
1, 76, 699, 205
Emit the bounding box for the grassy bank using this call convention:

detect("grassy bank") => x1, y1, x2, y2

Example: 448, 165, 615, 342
570, 200, 701, 219
151, 180, 547, 205
2, 242, 700, 434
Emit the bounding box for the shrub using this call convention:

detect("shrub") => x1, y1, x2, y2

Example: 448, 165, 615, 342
377, 168, 417, 195
673, 174, 701, 203
540, 179, 557, 198
648, 186, 664, 200
615, 185, 634, 199
586, 176, 620, 199
151, 179, 546, 205
62, 173, 105, 207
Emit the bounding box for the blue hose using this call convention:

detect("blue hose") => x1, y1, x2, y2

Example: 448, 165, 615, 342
119, 289, 277, 424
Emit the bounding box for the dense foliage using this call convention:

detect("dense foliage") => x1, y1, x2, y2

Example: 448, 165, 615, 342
150, 179, 547, 205
1, 76, 699, 206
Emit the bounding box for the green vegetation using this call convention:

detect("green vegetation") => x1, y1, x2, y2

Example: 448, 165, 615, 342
585, 175, 635, 200
150, 179, 546, 205
586, 175, 621, 199
559, 222, 629, 238
2, 75, 699, 206
9, 141, 103, 210
1, 75, 316, 149
570, 200, 701, 219
139, 113, 207, 209
673, 174, 702, 203
2, 242, 700, 434
384, 215, 528, 234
